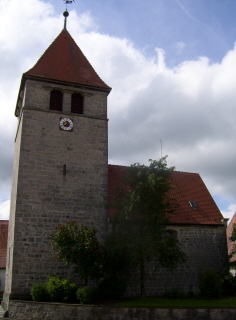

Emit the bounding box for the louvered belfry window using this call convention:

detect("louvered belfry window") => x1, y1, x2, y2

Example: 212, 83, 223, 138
49, 90, 63, 111
71, 93, 83, 114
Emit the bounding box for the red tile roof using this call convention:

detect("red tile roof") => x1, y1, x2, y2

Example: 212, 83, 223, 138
0, 221, 8, 269
227, 212, 236, 262
24, 29, 111, 92
108, 165, 224, 226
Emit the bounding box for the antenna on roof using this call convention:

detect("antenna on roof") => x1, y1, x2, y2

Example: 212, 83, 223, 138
160, 139, 162, 158
63, 0, 75, 30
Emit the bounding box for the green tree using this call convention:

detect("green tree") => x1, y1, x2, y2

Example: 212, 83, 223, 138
51, 222, 103, 285
98, 233, 131, 299
110, 157, 186, 297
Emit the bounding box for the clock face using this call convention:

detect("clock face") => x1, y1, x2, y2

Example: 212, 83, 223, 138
59, 117, 73, 131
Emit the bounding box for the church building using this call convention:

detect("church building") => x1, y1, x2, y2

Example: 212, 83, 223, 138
2, 10, 228, 311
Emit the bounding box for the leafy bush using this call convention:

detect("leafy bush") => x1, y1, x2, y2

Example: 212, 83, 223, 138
31, 283, 49, 302
221, 269, 236, 296
46, 275, 77, 302
97, 276, 127, 299
51, 223, 104, 286
76, 286, 94, 304
198, 267, 221, 298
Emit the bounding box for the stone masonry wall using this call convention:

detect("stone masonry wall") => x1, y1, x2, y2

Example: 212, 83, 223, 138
127, 224, 228, 297
3, 109, 23, 310
4, 79, 109, 302
8, 300, 236, 320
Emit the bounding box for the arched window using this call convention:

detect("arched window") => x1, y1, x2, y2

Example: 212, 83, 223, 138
71, 93, 83, 114
49, 90, 63, 111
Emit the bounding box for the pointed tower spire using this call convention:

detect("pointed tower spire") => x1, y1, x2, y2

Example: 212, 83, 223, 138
23, 30, 111, 91
15, 1, 111, 117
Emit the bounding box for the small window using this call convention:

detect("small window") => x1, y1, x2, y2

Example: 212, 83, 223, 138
71, 93, 83, 114
50, 90, 63, 111
189, 201, 197, 209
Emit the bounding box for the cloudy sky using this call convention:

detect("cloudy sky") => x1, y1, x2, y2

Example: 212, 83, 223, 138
1, 0, 236, 221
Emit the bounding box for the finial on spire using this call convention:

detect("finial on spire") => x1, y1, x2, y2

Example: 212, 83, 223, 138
63, 0, 75, 30
63, 10, 69, 30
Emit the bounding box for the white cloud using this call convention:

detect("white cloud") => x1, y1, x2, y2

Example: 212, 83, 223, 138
175, 41, 186, 54
1, 0, 236, 218
221, 204, 236, 223
0, 200, 10, 220
0, 0, 99, 217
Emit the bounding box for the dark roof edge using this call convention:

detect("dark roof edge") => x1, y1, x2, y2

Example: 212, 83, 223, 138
108, 164, 200, 176
23, 74, 112, 92
169, 222, 224, 227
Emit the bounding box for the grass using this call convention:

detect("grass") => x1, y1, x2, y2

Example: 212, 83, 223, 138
116, 297, 236, 308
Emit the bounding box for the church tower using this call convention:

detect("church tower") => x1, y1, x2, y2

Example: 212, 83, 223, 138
3, 11, 111, 305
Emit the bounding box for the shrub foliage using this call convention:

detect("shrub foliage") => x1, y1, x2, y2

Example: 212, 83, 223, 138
221, 269, 236, 296
31, 283, 49, 302
46, 275, 77, 302
198, 267, 221, 298
51, 223, 104, 285
31, 276, 77, 303
76, 286, 94, 304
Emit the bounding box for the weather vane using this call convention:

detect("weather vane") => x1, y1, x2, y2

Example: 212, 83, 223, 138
63, 0, 75, 30
64, 0, 75, 10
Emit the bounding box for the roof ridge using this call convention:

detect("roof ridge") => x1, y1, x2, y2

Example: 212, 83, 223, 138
173, 170, 200, 175
108, 164, 199, 175
108, 164, 129, 168
24, 29, 67, 75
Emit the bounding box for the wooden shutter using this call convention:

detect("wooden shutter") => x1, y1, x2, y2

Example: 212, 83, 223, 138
71, 93, 83, 114
50, 90, 63, 111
